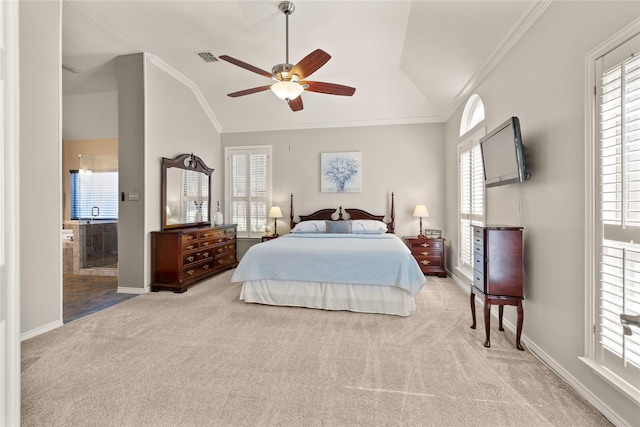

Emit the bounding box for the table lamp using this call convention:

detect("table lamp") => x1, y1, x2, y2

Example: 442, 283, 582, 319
268, 206, 283, 236
413, 204, 429, 238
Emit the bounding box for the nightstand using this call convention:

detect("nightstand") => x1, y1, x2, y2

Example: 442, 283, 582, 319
261, 235, 278, 242
404, 236, 446, 277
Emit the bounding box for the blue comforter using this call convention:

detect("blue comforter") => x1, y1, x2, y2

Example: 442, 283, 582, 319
231, 233, 426, 296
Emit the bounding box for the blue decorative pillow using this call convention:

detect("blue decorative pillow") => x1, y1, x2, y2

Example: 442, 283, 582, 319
325, 220, 352, 234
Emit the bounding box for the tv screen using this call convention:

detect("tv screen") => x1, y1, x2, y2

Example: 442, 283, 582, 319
480, 117, 528, 188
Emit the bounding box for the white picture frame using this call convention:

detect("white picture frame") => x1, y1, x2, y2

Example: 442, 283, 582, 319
321, 152, 362, 193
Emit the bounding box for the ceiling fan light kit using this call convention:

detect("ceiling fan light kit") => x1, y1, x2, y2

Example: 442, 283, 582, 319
271, 80, 304, 100
219, 1, 355, 112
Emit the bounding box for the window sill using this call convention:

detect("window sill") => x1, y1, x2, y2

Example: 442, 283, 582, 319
579, 357, 640, 406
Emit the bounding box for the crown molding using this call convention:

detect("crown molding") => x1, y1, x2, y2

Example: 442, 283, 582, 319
445, 0, 554, 120
146, 53, 222, 133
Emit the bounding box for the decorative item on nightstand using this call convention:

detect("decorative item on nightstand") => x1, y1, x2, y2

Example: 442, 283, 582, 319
268, 206, 283, 237
412, 204, 429, 238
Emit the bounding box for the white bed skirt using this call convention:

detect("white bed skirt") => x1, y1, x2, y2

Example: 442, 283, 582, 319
239, 279, 416, 316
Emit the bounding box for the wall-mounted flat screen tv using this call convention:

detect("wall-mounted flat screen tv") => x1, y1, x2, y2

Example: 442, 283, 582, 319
480, 116, 529, 188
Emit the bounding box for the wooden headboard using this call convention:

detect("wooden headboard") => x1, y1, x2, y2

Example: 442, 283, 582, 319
289, 192, 395, 234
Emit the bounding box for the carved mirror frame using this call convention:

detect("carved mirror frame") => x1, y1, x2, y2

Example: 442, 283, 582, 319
161, 153, 214, 230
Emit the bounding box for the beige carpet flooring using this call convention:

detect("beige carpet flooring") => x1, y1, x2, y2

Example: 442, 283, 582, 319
21, 271, 611, 426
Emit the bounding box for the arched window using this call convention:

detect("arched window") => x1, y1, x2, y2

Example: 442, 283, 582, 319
459, 94, 485, 136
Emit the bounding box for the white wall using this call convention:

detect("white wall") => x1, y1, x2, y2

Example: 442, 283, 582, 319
144, 55, 222, 287
117, 53, 221, 292
19, 1, 63, 336
62, 91, 118, 140
444, 2, 639, 425
222, 123, 445, 241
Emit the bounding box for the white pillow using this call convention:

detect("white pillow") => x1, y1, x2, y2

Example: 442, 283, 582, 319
291, 220, 327, 233
351, 220, 387, 234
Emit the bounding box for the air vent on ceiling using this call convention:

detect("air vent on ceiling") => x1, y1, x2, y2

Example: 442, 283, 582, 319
62, 63, 82, 73
197, 51, 218, 63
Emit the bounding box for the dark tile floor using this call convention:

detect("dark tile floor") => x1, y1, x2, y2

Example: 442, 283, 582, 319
63, 274, 137, 323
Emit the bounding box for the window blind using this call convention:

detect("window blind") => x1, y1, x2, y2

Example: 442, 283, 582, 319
70, 170, 118, 220
459, 141, 484, 270
226, 147, 271, 238
597, 47, 640, 386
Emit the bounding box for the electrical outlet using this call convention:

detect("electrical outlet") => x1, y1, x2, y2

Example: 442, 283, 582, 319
128, 192, 140, 201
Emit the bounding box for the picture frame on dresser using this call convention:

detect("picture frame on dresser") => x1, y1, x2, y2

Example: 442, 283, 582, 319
424, 229, 441, 238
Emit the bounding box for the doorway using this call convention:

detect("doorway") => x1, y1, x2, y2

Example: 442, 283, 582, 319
62, 139, 127, 322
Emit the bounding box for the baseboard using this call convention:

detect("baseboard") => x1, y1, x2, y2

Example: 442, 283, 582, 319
446, 268, 628, 427
117, 286, 148, 294
20, 320, 63, 341
527, 342, 627, 426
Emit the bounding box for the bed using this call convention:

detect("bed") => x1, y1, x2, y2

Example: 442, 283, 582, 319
231, 193, 426, 316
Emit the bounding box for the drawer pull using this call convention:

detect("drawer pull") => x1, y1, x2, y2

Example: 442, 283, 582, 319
186, 245, 195, 250
217, 248, 224, 253
217, 259, 225, 264
421, 251, 429, 256
420, 243, 430, 247
186, 269, 195, 276
203, 252, 210, 257
202, 242, 209, 247
421, 260, 431, 265
202, 232, 210, 237
186, 256, 194, 262
217, 238, 224, 243
203, 264, 210, 270
186, 235, 193, 240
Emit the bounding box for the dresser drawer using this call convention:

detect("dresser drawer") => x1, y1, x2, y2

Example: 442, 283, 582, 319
214, 253, 237, 270
473, 271, 485, 293
415, 255, 443, 270
200, 228, 226, 239
407, 239, 443, 251
412, 247, 442, 258
182, 250, 213, 265
183, 261, 214, 280
473, 251, 484, 274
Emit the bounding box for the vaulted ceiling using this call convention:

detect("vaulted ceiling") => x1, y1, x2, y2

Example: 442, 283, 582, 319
62, 0, 544, 133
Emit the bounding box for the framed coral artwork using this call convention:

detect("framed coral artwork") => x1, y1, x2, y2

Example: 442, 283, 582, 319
321, 152, 362, 193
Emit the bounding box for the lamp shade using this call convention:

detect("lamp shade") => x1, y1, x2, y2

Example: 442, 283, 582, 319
413, 205, 429, 218
271, 81, 304, 100
268, 206, 283, 218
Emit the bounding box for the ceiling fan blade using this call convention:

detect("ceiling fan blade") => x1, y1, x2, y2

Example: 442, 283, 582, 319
302, 81, 356, 96
227, 85, 272, 98
291, 49, 331, 80
288, 96, 304, 112
219, 55, 273, 78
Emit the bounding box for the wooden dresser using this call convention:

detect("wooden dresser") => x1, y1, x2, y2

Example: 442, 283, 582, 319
470, 225, 524, 350
151, 225, 238, 293
404, 237, 447, 278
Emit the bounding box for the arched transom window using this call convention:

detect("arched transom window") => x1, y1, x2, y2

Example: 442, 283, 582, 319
460, 94, 485, 136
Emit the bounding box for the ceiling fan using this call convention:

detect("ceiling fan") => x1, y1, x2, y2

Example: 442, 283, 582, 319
219, 1, 356, 112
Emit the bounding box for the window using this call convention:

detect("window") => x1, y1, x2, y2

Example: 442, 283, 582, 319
70, 170, 118, 220
225, 146, 272, 238
460, 94, 485, 137
458, 130, 485, 275
458, 94, 486, 275
585, 34, 640, 399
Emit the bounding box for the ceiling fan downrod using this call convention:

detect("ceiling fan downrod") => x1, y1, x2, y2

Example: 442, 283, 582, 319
279, 1, 295, 65
272, 1, 296, 81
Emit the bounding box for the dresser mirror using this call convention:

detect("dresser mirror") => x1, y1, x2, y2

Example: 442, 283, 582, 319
161, 153, 214, 230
